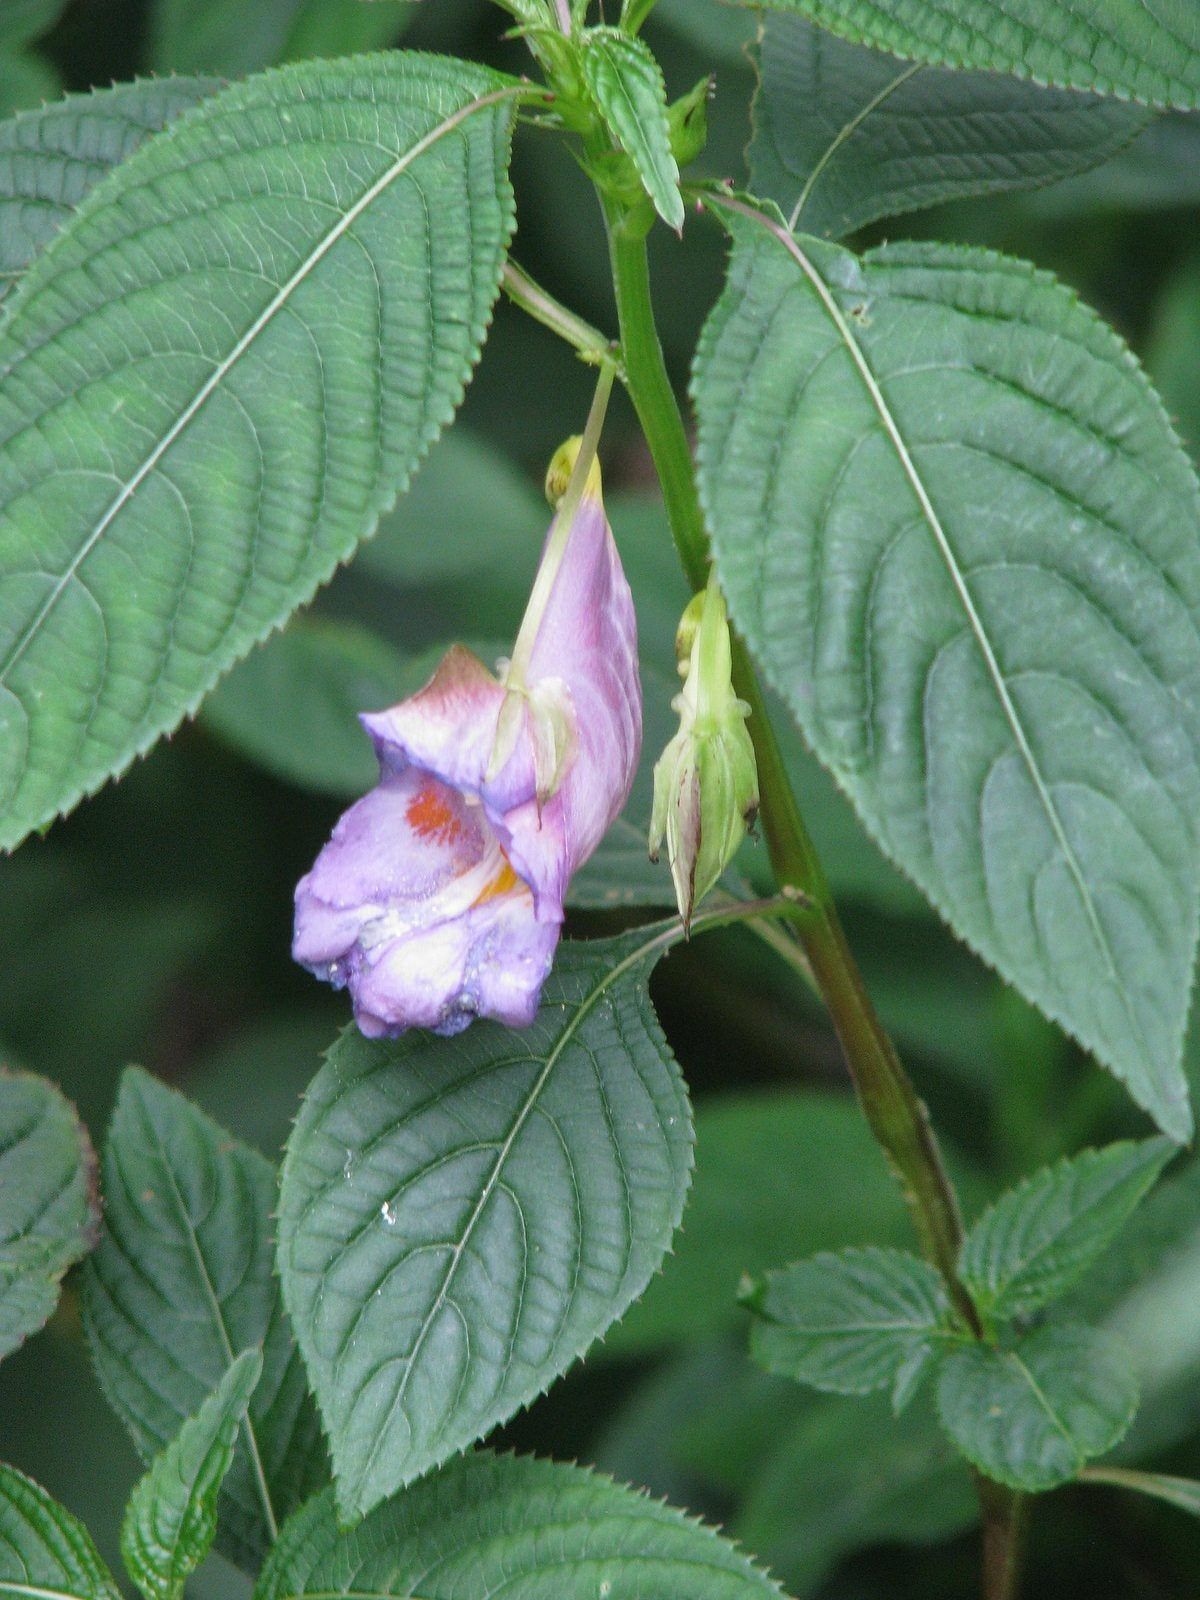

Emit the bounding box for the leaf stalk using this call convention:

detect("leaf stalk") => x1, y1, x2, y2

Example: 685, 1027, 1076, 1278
500, 260, 621, 371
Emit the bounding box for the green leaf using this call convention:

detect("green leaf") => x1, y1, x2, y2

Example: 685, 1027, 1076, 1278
0, 1465, 121, 1600
151, 0, 413, 75
278, 926, 694, 1520
744, 0, 1200, 110
935, 1323, 1137, 1491
694, 209, 1200, 1141
255, 1453, 783, 1600
0, 78, 219, 313
0, 1067, 100, 1360
960, 1138, 1175, 1322
608, 1093, 912, 1355
750, 16, 1150, 240
121, 1348, 263, 1600
746, 1247, 950, 1399
0, 53, 519, 853
83, 1068, 327, 1571
1079, 1464, 1200, 1516
583, 29, 685, 229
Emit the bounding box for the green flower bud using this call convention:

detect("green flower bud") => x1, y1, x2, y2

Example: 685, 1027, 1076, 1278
649, 578, 759, 929
668, 75, 712, 170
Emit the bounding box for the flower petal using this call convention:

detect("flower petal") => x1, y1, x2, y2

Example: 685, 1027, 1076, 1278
357, 493, 640, 924
293, 763, 557, 1036
360, 645, 519, 796
503, 490, 642, 916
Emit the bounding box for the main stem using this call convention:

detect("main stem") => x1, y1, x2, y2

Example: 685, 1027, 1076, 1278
604, 197, 968, 1307
979, 1481, 1027, 1600
602, 198, 1024, 1594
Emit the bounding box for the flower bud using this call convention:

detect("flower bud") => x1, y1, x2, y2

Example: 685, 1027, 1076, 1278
545, 435, 600, 507
649, 578, 758, 930
668, 75, 712, 170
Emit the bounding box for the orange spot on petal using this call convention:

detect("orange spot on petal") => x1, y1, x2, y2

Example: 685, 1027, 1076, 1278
472, 858, 524, 908
405, 781, 465, 844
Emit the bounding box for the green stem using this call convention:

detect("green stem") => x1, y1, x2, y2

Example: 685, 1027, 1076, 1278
621, 0, 659, 34
604, 203, 1036, 1600
602, 201, 708, 593
602, 192, 973, 1320
602, 193, 1028, 1596
979, 1481, 1028, 1600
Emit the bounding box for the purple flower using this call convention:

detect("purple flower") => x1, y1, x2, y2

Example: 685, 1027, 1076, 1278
292, 468, 641, 1037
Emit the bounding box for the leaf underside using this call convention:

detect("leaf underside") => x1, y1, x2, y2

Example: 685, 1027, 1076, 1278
0, 52, 518, 852
750, 16, 1151, 241
278, 928, 694, 1519
695, 214, 1200, 1139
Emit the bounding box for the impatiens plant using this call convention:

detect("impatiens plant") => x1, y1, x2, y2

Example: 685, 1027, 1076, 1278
4, 2, 1200, 1598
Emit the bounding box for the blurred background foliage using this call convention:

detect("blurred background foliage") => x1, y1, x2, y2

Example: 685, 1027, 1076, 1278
3, 1, 1200, 1595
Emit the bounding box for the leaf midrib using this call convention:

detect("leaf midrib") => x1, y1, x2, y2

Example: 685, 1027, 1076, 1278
140, 1108, 278, 1545
717, 196, 1145, 1058
0, 1585, 113, 1600
776, 1314, 934, 1335
347, 922, 681, 1499
787, 59, 922, 232
972, 1151, 1160, 1313
0, 83, 522, 696
1005, 1349, 1077, 1453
